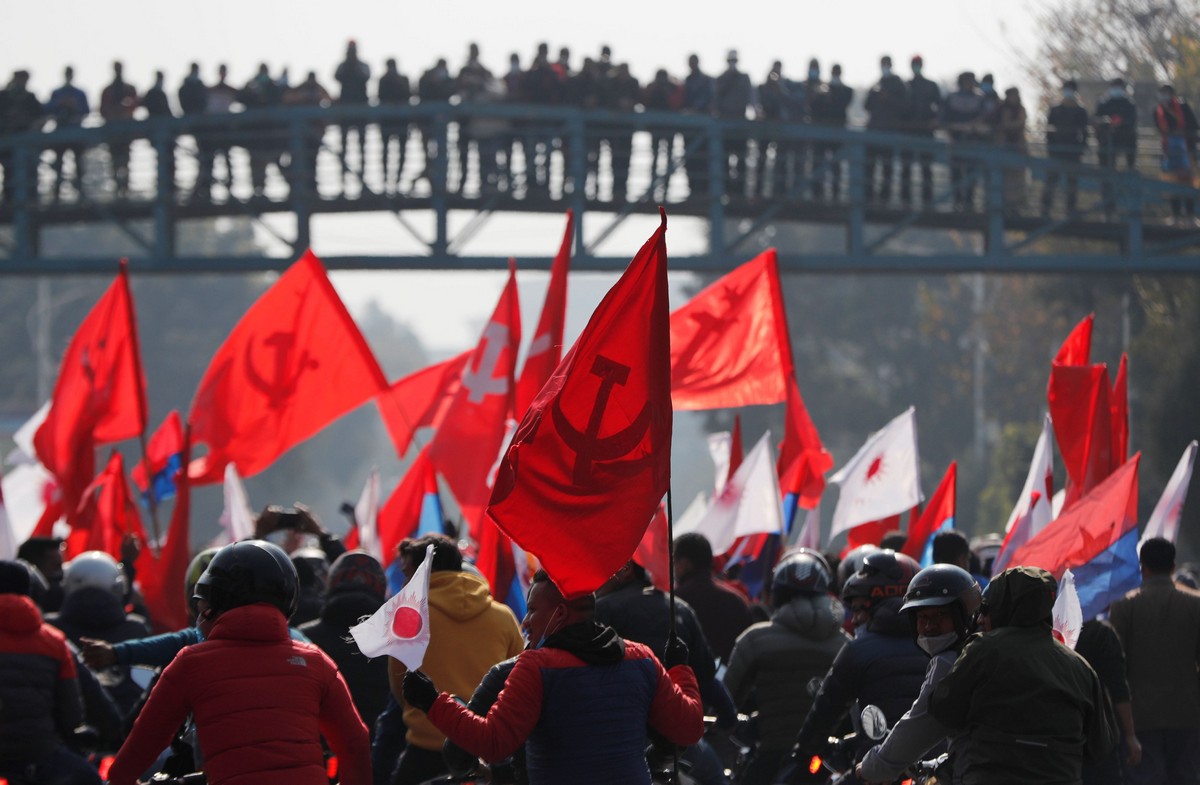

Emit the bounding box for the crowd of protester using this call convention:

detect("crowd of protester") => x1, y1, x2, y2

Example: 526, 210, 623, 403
2, 503, 1199, 784
2, 42, 1198, 220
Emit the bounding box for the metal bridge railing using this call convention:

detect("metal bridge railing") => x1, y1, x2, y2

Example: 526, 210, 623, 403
1, 103, 1198, 272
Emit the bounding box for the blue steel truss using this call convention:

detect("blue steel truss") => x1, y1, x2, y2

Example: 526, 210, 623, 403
1, 102, 1199, 275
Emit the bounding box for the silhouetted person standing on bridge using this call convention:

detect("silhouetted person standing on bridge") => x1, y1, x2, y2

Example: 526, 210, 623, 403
283, 71, 332, 197
1042, 79, 1089, 217
642, 68, 683, 201
335, 40, 371, 185
942, 71, 987, 211
715, 50, 754, 197
378, 58, 412, 195
417, 58, 455, 192
997, 87, 1029, 212
240, 63, 284, 197
682, 54, 715, 199
46, 66, 90, 201
100, 61, 139, 198
864, 55, 908, 204
809, 63, 853, 201
1095, 78, 1137, 217
902, 55, 941, 207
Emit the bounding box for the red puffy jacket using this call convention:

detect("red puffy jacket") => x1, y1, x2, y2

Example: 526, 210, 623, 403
107, 603, 370, 785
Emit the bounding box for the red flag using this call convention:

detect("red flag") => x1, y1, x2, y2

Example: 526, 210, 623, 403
476, 519, 518, 603
842, 516, 898, 556
427, 262, 521, 535
135, 431, 193, 632
670, 249, 790, 410
34, 261, 148, 523
1111, 354, 1129, 466
487, 210, 672, 599
376, 445, 440, 564
1049, 364, 1114, 509
131, 410, 184, 493
1055, 313, 1094, 366
188, 251, 387, 483
1006, 454, 1140, 578
777, 377, 834, 509
376, 351, 471, 459
516, 210, 574, 417
903, 462, 956, 560
633, 503, 671, 591
69, 450, 148, 560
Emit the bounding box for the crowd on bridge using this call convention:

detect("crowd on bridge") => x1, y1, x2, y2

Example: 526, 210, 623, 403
2, 41, 1199, 220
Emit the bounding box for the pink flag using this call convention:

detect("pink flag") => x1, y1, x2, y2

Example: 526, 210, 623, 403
350, 543, 434, 669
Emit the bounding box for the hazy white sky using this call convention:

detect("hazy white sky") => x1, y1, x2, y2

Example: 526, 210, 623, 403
5, 0, 1046, 352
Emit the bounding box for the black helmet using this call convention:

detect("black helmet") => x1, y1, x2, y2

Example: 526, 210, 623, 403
192, 540, 299, 619
772, 548, 832, 606
902, 564, 981, 638
842, 549, 920, 611
836, 544, 879, 591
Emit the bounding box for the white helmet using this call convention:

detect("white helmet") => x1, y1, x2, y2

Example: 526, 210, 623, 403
63, 551, 126, 599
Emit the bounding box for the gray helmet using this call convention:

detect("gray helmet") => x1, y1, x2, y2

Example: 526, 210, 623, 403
772, 548, 832, 606
63, 551, 126, 599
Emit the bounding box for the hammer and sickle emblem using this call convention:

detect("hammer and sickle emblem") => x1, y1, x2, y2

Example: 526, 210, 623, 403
461, 322, 510, 404
245, 332, 319, 410
551, 355, 652, 489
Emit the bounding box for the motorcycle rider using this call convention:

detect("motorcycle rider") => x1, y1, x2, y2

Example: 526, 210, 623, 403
106, 540, 371, 785
793, 550, 926, 764
724, 549, 848, 784
856, 564, 981, 784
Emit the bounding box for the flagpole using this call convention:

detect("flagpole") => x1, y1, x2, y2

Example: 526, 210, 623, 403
118, 258, 161, 549
666, 488, 677, 637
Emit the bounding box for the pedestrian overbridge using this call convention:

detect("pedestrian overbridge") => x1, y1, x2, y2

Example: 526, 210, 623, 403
1, 103, 1198, 275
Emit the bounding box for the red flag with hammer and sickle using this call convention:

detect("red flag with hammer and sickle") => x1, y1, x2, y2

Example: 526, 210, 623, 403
187, 250, 387, 484
427, 261, 522, 537
487, 210, 672, 599
515, 209, 573, 418
34, 260, 148, 525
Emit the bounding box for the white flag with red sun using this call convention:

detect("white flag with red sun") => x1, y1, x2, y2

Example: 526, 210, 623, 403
829, 407, 923, 541
350, 544, 433, 669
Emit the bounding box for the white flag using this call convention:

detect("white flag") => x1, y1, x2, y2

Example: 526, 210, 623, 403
1, 462, 56, 543
220, 463, 256, 544
350, 543, 434, 669
794, 502, 821, 551
355, 467, 383, 563
676, 432, 784, 555
829, 408, 923, 540
8, 402, 49, 466
0, 480, 15, 561
993, 414, 1055, 574
707, 431, 733, 496
1141, 440, 1198, 546
673, 491, 709, 537
1053, 569, 1083, 650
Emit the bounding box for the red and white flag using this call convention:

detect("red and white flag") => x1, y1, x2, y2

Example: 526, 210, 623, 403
794, 503, 821, 551
676, 432, 784, 555
993, 414, 1055, 574
1141, 440, 1198, 546
350, 543, 434, 669
0, 480, 15, 561
829, 407, 922, 541
217, 463, 255, 545
353, 467, 383, 563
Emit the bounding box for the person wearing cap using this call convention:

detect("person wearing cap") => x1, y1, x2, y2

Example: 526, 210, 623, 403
0, 559, 100, 785
299, 551, 391, 737
1042, 78, 1090, 216
929, 566, 1117, 785
714, 49, 755, 196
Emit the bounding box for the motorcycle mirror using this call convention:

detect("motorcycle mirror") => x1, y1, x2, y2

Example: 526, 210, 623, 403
806, 676, 823, 697
861, 704, 889, 741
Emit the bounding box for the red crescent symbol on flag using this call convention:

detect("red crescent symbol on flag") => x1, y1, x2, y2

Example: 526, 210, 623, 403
391, 606, 423, 638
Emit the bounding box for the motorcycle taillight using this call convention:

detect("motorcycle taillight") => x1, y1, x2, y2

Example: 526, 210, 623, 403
808, 755, 822, 774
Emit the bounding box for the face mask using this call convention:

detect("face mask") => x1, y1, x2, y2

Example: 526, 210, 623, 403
533, 604, 566, 650
1063, 88, 1076, 100
809, 69, 820, 80
913, 65, 923, 76
1160, 92, 1172, 103
852, 620, 869, 638
882, 67, 893, 78
982, 84, 995, 95
1109, 87, 1125, 99
831, 76, 842, 86
917, 631, 959, 656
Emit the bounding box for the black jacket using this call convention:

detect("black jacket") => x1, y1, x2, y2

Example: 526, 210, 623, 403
299, 590, 389, 734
